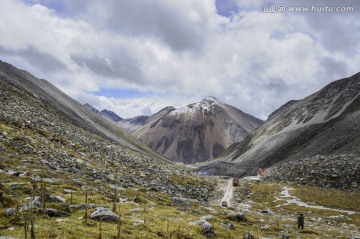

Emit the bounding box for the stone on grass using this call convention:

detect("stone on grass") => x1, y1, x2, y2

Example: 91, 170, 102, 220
47, 195, 66, 203
20, 198, 41, 211
90, 207, 119, 222
133, 196, 144, 203
4, 208, 16, 217
260, 209, 274, 215
226, 213, 248, 222
69, 203, 96, 210
243, 232, 255, 239
40, 208, 70, 217
201, 220, 215, 238
172, 197, 190, 208
222, 221, 235, 230
200, 215, 213, 221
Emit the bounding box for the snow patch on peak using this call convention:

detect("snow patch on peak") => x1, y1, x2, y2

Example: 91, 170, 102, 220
203, 96, 221, 103
169, 97, 226, 118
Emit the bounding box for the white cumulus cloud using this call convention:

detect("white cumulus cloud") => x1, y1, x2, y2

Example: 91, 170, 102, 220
0, 0, 359, 120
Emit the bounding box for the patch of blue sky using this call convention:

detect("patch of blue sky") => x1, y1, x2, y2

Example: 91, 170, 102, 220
216, 0, 240, 17
89, 88, 154, 99
216, 0, 263, 18
22, 0, 67, 16
270, 31, 286, 40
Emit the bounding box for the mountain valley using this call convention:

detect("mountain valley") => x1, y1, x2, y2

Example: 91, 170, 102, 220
0, 60, 359, 238
89, 97, 264, 164
198, 73, 360, 193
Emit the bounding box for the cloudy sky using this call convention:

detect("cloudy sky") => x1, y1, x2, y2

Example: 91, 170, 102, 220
0, 0, 359, 120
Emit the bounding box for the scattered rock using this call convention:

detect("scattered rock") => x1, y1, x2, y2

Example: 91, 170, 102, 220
133, 196, 142, 203
265, 155, 360, 192
90, 207, 119, 222
200, 215, 213, 221
69, 203, 96, 210
221, 221, 235, 230
243, 232, 255, 239
279, 231, 290, 239
56, 218, 69, 222
4, 208, 16, 217
63, 189, 76, 193
40, 208, 70, 217
201, 220, 215, 238
20, 198, 41, 211
226, 213, 248, 222
46, 194, 66, 204
42, 178, 62, 183
260, 209, 274, 215
348, 224, 357, 230
129, 208, 142, 213
6, 170, 20, 176
172, 197, 190, 208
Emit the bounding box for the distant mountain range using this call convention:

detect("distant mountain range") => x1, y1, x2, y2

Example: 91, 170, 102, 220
1, 58, 359, 192
198, 73, 360, 179
85, 97, 264, 164
0, 60, 162, 158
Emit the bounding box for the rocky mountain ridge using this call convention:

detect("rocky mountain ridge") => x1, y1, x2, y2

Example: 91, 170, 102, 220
83, 103, 151, 132
198, 72, 360, 191
1, 60, 359, 239
86, 97, 263, 164
0, 59, 214, 200
132, 97, 264, 164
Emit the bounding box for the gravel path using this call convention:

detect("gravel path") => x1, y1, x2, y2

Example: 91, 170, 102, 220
220, 179, 233, 207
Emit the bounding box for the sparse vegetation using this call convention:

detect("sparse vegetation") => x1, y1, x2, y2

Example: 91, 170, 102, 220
1, 173, 359, 238
0, 63, 359, 238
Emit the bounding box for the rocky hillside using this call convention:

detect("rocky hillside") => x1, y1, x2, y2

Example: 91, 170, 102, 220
132, 97, 263, 164
1, 60, 359, 239
198, 73, 360, 186
265, 154, 360, 192
0, 59, 215, 200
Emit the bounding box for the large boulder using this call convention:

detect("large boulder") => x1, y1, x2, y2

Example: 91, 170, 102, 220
243, 232, 255, 239
47, 195, 66, 204
90, 207, 119, 222
69, 203, 96, 210
201, 220, 215, 238
226, 213, 248, 222
172, 197, 190, 208
40, 208, 70, 217
4, 208, 16, 217
20, 198, 41, 211
221, 221, 235, 230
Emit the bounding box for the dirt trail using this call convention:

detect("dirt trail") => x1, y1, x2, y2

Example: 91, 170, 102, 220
220, 178, 233, 207
275, 186, 358, 215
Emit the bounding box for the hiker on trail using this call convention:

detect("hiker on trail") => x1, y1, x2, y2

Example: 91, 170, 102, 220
297, 213, 304, 229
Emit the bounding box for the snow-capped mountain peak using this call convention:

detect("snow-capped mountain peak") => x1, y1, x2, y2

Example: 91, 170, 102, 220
169, 96, 224, 117
133, 97, 264, 164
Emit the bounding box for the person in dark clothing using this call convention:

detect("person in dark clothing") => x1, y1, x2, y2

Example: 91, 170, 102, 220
297, 213, 304, 229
